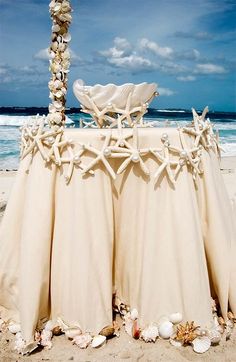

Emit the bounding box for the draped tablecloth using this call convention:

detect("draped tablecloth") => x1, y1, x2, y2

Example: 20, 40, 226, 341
0, 127, 235, 344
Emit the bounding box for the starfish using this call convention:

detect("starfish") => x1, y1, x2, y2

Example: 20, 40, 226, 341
150, 134, 178, 185
79, 118, 98, 129
110, 118, 133, 147
169, 129, 202, 179
60, 143, 93, 184
82, 132, 116, 179
183, 107, 210, 147
113, 92, 147, 127
81, 94, 112, 128
110, 125, 150, 175
45, 131, 69, 166
21, 121, 58, 161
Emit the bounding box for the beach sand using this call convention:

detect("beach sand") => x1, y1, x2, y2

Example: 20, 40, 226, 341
0, 157, 236, 361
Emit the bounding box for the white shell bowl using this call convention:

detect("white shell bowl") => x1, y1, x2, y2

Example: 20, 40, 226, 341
73, 80, 157, 111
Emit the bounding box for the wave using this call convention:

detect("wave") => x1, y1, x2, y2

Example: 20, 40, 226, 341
0, 115, 74, 127
154, 109, 186, 113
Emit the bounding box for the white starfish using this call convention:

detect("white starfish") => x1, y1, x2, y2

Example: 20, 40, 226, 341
113, 92, 146, 127
110, 118, 133, 147
82, 132, 116, 179
45, 132, 70, 166
22, 121, 58, 162
169, 129, 202, 178
183, 107, 210, 147
60, 144, 93, 184
81, 94, 111, 128
110, 125, 150, 175
150, 134, 178, 185
79, 118, 98, 129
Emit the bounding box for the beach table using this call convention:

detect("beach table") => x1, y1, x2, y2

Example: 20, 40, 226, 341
0, 126, 235, 345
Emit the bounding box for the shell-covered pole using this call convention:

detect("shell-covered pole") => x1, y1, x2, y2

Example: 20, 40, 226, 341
47, 0, 72, 129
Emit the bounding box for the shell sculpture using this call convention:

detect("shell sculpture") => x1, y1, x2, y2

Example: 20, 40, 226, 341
47, 0, 72, 129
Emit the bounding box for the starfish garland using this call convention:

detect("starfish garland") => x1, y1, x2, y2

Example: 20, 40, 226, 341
169, 129, 202, 180
82, 132, 116, 179
150, 134, 178, 185
110, 125, 150, 175
183, 107, 210, 147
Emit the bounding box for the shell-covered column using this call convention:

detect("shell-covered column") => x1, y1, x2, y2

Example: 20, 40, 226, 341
47, 0, 72, 129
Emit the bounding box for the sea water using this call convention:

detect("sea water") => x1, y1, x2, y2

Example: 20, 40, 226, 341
0, 107, 235, 170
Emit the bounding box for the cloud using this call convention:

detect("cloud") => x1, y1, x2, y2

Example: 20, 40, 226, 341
194, 63, 227, 74
159, 61, 188, 74
174, 31, 213, 40
139, 38, 173, 58
99, 37, 132, 58
175, 49, 201, 61
177, 75, 196, 82
158, 87, 175, 96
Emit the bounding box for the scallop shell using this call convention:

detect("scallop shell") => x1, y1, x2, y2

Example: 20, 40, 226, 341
52, 24, 60, 33
8, 323, 21, 334
169, 313, 183, 325
99, 325, 115, 338
62, 33, 71, 42
140, 325, 159, 342
72, 333, 92, 349
158, 321, 174, 339
192, 336, 211, 353
91, 335, 106, 348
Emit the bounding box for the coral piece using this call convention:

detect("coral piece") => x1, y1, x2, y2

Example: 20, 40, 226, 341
176, 321, 199, 344
140, 325, 159, 342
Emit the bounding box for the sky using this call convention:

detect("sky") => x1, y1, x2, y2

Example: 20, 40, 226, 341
0, 0, 235, 111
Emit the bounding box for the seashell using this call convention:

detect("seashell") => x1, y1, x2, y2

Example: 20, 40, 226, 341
14, 337, 26, 353
130, 308, 139, 321
58, 42, 66, 52
192, 336, 211, 353
51, 41, 58, 52
62, 33, 71, 42
170, 338, 183, 347
132, 320, 140, 339
56, 72, 64, 81
61, 1, 71, 12
99, 325, 115, 338
53, 80, 64, 89
208, 329, 221, 345
8, 323, 21, 334
53, 3, 62, 12
72, 333, 92, 349
158, 321, 174, 339
140, 325, 159, 342
65, 327, 82, 339
157, 315, 170, 325
52, 326, 63, 336
54, 90, 64, 99
58, 13, 72, 22
44, 320, 54, 331
225, 326, 232, 340
91, 335, 106, 348
169, 313, 182, 325
21, 341, 39, 355
52, 24, 60, 33
53, 100, 63, 109
226, 319, 234, 329
49, 104, 57, 113
34, 330, 41, 343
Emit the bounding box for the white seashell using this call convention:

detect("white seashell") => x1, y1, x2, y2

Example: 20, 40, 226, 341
140, 325, 159, 342
65, 328, 82, 339
158, 321, 174, 339
53, 3, 61, 12
58, 42, 66, 52
54, 91, 64, 99
130, 308, 139, 321
62, 33, 71, 42
169, 313, 182, 325
8, 323, 21, 334
208, 329, 221, 345
56, 72, 64, 81
91, 335, 106, 348
44, 320, 54, 331
192, 336, 211, 353
72, 333, 92, 349
51, 41, 58, 52
14, 338, 26, 353
170, 338, 183, 347
61, 1, 71, 12
52, 24, 60, 33
53, 100, 63, 109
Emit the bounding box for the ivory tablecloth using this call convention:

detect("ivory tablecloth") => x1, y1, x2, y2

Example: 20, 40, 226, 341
0, 127, 235, 344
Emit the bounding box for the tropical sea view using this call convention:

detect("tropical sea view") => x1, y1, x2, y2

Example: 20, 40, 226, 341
0, 107, 235, 170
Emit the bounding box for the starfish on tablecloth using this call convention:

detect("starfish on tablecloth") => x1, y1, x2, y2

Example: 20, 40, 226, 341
110, 125, 150, 175
82, 132, 116, 179
183, 107, 210, 147
45, 131, 70, 166
21, 121, 60, 162
169, 129, 202, 179
150, 134, 178, 185
60, 143, 93, 183
110, 119, 133, 147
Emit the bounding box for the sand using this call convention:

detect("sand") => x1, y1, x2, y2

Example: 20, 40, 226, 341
0, 157, 236, 361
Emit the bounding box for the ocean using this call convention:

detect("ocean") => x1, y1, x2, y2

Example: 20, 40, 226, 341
0, 107, 236, 170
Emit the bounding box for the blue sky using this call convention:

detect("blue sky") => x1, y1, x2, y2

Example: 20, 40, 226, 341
0, 0, 235, 111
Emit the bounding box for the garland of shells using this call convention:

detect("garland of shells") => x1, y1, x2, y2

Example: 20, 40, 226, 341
47, 0, 72, 129
20, 107, 221, 185
0, 297, 235, 355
